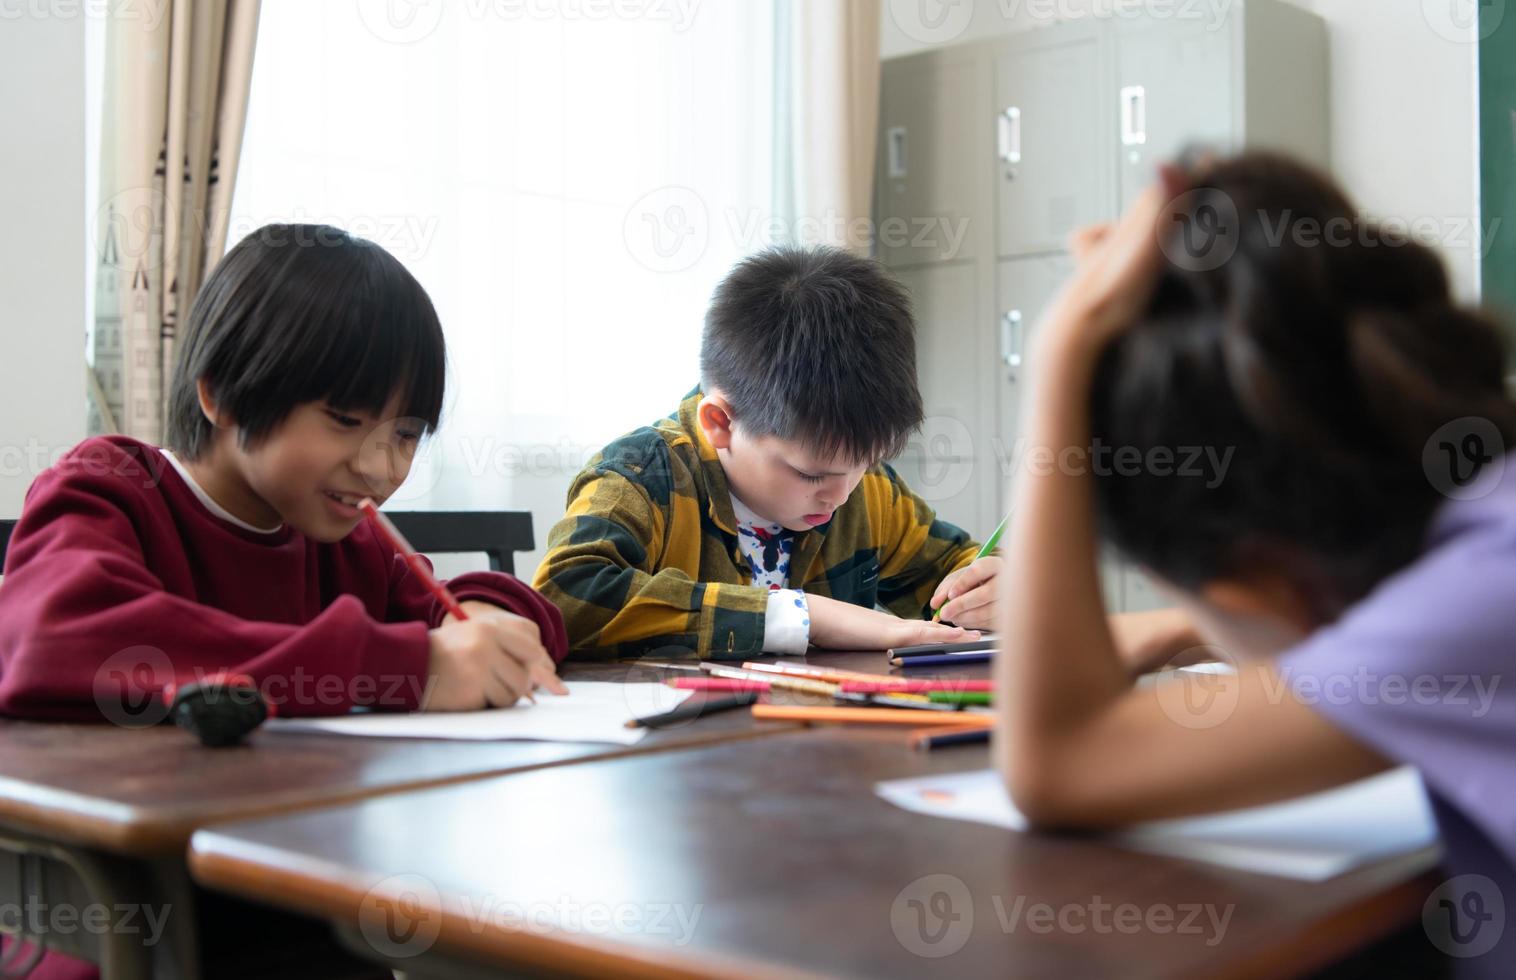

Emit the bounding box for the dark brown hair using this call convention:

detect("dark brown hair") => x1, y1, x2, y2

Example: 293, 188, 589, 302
1091, 152, 1515, 621
700, 245, 924, 462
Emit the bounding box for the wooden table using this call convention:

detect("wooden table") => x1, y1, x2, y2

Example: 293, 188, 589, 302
187, 724, 1440, 980
1, 653, 933, 979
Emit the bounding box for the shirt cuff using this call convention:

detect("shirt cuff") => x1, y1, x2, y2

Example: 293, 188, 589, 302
761, 589, 811, 655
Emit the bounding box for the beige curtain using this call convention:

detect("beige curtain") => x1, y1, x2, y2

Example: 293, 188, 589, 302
89, 0, 261, 440
783, 0, 882, 255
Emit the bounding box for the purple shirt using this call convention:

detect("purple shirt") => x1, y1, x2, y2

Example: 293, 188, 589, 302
1280, 459, 1515, 973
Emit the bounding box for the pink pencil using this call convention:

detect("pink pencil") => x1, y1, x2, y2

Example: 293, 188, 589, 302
668, 678, 772, 692
359, 499, 469, 621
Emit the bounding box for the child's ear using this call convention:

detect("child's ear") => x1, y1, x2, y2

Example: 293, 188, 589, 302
195, 378, 236, 429
697, 395, 736, 451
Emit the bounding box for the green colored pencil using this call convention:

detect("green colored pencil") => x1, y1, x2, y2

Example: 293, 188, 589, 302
927, 691, 994, 706
931, 512, 1010, 620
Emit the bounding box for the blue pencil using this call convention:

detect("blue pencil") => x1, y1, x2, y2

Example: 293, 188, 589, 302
889, 651, 994, 668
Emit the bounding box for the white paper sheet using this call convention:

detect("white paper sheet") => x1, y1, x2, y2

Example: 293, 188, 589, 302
875, 766, 1440, 880
264, 682, 694, 746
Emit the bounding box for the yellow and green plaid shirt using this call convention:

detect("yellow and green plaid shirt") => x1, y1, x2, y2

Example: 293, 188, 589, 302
534, 388, 981, 660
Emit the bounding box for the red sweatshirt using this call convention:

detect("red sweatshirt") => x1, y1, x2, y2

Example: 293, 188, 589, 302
0, 436, 567, 721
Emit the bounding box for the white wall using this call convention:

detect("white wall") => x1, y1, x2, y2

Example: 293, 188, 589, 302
0, 13, 87, 518
881, 0, 1483, 300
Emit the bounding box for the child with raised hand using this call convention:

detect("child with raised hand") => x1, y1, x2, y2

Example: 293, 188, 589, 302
997, 153, 1516, 972
0, 224, 568, 721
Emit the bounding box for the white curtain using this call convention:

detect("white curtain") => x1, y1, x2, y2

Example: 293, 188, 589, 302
232, 0, 880, 577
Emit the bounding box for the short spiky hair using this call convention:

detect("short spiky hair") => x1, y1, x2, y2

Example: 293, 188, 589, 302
166, 224, 446, 459
699, 245, 924, 462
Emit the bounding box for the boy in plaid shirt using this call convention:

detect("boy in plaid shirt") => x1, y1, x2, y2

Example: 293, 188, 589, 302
535, 246, 1002, 659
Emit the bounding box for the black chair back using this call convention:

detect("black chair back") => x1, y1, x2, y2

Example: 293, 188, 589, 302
384, 511, 534, 577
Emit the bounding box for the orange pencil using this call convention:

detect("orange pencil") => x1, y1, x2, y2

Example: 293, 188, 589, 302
739, 662, 890, 685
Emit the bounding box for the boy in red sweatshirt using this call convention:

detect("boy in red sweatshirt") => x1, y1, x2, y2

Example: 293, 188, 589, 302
0, 223, 568, 723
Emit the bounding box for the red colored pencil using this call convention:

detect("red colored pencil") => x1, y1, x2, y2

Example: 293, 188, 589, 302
359, 499, 469, 621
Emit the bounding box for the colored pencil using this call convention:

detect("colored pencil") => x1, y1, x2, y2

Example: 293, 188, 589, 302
832, 691, 961, 711
626, 691, 761, 728
751, 704, 994, 727
927, 691, 993, 706
889, 638, 998, 658
359, 499, 468, 621
701, 664, 837, 697
668, 678, 771, 692
738, 662, 888, 685
839, 680, 995, 694
889, 651, 994, 668
911, 727, 993, 750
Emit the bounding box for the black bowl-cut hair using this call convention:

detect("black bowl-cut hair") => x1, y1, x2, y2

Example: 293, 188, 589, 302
699, 245, 924, 463
166, 223, 446, 459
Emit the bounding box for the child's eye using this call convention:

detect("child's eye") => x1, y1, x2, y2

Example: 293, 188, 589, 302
796, 470, 826, 484
325, 410, 363, 428
395, 428, 423, 442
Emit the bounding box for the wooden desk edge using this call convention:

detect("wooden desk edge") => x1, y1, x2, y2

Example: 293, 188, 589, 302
187, 836, 827, 980
0, 721, 803, 857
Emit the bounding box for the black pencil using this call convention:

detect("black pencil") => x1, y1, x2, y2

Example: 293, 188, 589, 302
625, 690, 761, 729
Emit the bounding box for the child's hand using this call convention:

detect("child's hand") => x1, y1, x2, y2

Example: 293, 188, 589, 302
806, 594, 979, 651
930, 556, 1004, 630
1038, 165, 1189, 360
423, 603, 569, 711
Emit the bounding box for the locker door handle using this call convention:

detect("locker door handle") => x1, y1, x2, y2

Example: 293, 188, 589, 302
1120, 85, 1147, 147
887, 125, 908, 179
1001, 309, 1023, 377
997, 107, 1022, 165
